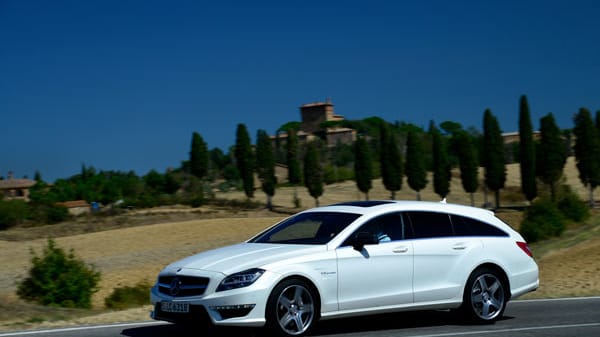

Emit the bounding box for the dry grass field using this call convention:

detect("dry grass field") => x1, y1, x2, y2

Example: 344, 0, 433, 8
1, 157, 599, 331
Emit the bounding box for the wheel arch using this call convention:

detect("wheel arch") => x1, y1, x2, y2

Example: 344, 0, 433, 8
469, 263, 511, 301
267, 275, 322, 316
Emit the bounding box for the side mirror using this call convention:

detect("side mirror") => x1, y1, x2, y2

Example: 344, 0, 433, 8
351, 232, 379, 251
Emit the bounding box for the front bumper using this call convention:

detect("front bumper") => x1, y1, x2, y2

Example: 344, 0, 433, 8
150, 270, 280, 327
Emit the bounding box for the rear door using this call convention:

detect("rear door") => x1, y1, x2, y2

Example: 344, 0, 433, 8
406, 211, 483, 303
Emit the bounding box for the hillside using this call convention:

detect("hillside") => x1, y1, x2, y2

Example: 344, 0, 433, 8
0, 157, 598, 330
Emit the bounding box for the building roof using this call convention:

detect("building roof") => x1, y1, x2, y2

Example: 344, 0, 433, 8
57, 200, 90, 208
300, 101, 334, 108
0, 179, 36, 190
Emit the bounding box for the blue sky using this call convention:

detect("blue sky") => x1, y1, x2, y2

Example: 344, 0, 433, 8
1, 0, 599, 182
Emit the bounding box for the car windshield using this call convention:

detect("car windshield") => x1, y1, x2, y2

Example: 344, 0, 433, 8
250, 211, 361, 245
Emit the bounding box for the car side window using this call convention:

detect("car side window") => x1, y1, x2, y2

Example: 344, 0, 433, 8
451, 214, 509, 237
343, 212, 404, 245
406, 211, 453, 239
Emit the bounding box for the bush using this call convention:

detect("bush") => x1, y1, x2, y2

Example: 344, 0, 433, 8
105, 281, 151, 310
0, 199, 29, 229
519, 198, 566, 243
324, 165, 354, 184
557, 186, 590, 222
17, 239, 101, 308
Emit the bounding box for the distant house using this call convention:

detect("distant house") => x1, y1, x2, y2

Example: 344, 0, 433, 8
502, 131, 541, 144
272, 98, 357, 148
57, 200, 91, 216
0, 172, 36, 201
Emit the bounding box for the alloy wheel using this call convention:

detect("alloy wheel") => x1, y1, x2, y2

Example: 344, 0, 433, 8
275, 284, 315, 336
470, 273, 505, 321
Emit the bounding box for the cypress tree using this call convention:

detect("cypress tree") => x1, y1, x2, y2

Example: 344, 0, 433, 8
380, 123, 403, 199
235, 124, 254, 199
286, 129, 302, 185
405, 129, 428, 200
304, 141, 323, 206
482, 109, 506, 209
537, 113, 566, 201
456, 131, 479, 206
518, 95, 537, 202
286, 129, 302, 208
354, 135, 373, 200
255, 129, 276, 210
189, 132, 209, 179
573, 108, 600, 207
430, 121, 450, 199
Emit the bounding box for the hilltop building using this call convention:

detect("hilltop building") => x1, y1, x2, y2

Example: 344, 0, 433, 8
273, 98, 356, 147
0, 172, 36, 201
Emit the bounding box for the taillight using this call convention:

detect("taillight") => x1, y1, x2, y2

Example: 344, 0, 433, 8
517, 241, 533, 257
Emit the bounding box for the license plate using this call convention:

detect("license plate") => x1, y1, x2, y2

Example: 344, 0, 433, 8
160, 301, 189, 313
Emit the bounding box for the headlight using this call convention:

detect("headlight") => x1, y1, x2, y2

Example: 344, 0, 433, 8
216, 268, 265, 292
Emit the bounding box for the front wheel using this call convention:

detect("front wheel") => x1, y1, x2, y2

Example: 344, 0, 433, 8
266, 279, 319, 337
461, 268, 507, 323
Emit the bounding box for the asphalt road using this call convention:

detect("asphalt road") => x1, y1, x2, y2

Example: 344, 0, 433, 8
2, 297, 600, 337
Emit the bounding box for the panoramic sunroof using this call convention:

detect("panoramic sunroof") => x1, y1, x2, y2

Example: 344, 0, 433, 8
331, 201, 395, 207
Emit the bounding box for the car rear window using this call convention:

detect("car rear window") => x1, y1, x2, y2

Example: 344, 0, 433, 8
406, 211, 454, 239
451, 214, 509, 237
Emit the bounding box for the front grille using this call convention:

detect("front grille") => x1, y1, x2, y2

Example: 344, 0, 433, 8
158, 275, 209, 297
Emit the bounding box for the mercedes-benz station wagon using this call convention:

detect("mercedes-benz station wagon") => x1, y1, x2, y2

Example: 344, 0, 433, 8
151, 201, 539, 336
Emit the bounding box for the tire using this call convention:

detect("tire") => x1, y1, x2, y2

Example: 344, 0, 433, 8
461, 267, 507, 323
266, 278, 319, 337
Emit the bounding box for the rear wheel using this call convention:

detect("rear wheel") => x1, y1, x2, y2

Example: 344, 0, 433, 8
266, 279, 319, 337
462, 268, 507, 323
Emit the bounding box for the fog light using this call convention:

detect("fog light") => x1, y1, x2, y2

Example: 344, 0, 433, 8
210, 304, 256, 319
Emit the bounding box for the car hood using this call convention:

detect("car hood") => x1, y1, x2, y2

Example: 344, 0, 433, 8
162, 243, 326, 275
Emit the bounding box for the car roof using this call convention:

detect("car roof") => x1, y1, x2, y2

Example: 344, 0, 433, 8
308, 200, 496, 218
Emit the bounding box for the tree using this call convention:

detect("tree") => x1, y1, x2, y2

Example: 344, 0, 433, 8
482, 109, 506, 209
303, 141, 323, 206
286, 129, 302, 186
537, 113, 567, 201
430, 121, 450, 199
380, 123, 403, 199
17, 239, 100, 308
354, 135, 373, 200
572, 108, 600, 207
518, 95, 537, 202
405, 129, 428, 200
456, 131, 479, 206
255, 130, 276, 210
235, 124, 254, 199
286, 129, 302, 208
189, 132, 209, 179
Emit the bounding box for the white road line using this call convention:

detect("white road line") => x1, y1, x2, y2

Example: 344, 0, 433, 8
404, 322, 600, 337
0, 321, 164, 336
514, 296, 600, 303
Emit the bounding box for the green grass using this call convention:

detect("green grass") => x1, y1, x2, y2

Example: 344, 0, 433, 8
529, 212, 600, 258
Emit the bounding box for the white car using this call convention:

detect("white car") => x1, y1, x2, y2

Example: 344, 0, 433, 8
150, 201, 539, 336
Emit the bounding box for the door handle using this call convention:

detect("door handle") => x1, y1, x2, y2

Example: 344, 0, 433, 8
452, 243, 467, 250
393, 246, 409, 253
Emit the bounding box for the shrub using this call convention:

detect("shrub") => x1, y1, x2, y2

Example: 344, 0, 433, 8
17, 239, 101, 308
557, 186, 590, 222
105, 281, 151, 310
519, 198, 566, 243
0, 199, 29, 229
324, 165, 354, 184
45, 204, 70, 224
